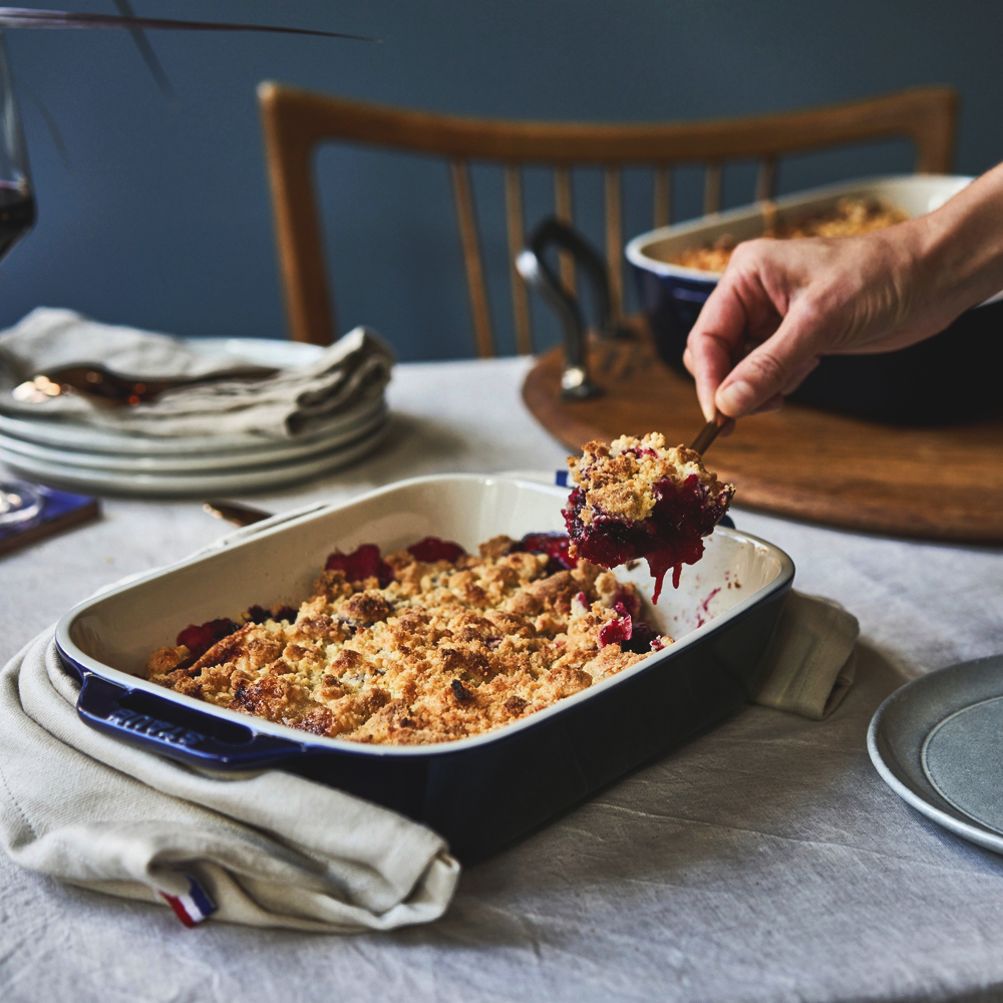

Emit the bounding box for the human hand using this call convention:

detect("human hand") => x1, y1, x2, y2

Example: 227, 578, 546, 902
682, 223, 959, 421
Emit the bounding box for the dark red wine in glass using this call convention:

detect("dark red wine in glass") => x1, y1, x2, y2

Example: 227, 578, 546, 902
0, 32, 43, 529
0, 179, 34, 262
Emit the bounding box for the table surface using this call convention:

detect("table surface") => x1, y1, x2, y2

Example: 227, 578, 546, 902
2, 356, 1003, 1003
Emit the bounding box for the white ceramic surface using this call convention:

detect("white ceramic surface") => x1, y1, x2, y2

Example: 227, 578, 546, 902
0, 403, 387, 473
188, 338, 323, 369
56, 474, 794, 757
3, 420, 390, 497
0, 336, 389, 456
0, 391, 385, 456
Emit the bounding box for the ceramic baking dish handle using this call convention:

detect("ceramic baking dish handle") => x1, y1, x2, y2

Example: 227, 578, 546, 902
76, 672, 306, 769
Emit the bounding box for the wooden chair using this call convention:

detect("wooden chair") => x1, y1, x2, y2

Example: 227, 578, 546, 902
258, 84, 956, 354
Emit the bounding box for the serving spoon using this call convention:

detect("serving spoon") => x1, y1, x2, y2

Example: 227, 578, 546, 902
11, 361, 277, 407
689, 415, 734, 454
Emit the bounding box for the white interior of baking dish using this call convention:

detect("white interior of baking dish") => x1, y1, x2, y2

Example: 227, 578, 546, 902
57, 474, 793, 755
626, 173, 975, 281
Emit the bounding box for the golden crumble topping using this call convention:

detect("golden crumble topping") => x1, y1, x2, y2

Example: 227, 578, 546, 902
563, 432, 735, 601
147, 535, 672, 746
668, 196, 908, 273
568, 432, 733, 529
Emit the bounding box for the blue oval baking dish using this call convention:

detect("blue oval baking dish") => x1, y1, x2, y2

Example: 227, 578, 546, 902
626, 174, 1003, 426
55, 474, 794, 862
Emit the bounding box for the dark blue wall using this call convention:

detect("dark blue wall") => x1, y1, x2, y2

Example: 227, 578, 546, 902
6, 1, 1003, 359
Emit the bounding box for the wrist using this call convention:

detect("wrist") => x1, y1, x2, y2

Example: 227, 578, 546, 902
913, 173, 1003, 319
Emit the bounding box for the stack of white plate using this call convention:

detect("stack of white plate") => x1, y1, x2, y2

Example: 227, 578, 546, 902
0, 339, 390, 497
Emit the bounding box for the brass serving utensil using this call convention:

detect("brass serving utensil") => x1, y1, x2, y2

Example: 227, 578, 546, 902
689, 416, 734, 454
202, 498, 273, 527
12, 361, 278, 407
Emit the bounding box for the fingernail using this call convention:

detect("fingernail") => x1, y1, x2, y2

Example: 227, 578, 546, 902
717, 379, 754, 417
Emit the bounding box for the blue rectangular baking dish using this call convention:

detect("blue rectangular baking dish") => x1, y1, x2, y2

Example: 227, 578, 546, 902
55, 475, 794, 862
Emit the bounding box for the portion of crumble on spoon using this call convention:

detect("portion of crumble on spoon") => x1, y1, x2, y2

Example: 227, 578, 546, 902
563, 431, 735, 602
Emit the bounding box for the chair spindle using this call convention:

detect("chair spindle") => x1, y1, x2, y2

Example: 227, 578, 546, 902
756, 156, 777, 202
450, 159, 495, 358
604, 167, 623, 321
704, 163, 723, 214
653, 167, 672, 228
505, 165, 533, 354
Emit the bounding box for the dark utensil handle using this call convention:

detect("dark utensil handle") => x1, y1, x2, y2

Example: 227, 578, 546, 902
526, 216, 616, 333
689, 416, 735, 454
202, 498, 273, 527
518, 217, 620, 400
75, 671, 305, 769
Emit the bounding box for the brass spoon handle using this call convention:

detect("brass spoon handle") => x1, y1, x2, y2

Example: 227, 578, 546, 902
202, 498, 273, 527
689, 416, 734, 454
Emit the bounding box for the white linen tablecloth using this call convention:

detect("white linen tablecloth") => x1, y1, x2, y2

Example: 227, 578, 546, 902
2, 355, 1002, 1003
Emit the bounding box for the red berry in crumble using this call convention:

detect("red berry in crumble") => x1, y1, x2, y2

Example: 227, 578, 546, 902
147, 532, 674, 745
564, 432, 735, 602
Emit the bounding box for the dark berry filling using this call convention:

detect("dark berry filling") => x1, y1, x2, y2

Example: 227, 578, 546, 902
172, 528, 666, 678
564, 473, 729, 602
325, 543, 393, 587
598, 603, 633, 648
407, 536, 466, 563
515, 531, 577, 573
176, 618, 240, 661
245, 604, 298, 624
596, 601, 662, 654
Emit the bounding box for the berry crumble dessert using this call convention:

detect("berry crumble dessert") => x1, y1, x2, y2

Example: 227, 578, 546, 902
564, 431, 735, 601
147, 533, 671, 746
667, 196, 908, 273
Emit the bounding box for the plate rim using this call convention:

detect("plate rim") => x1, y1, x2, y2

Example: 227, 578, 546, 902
866, 653, 1003, 854
0, 335, 383, 455
1, 419, 390, 497
0, 405, 387, 473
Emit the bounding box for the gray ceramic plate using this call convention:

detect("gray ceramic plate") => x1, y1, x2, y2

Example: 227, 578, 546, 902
868, 655, 1003, 854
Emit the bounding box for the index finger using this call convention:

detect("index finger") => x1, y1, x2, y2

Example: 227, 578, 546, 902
685, 275, 749, 422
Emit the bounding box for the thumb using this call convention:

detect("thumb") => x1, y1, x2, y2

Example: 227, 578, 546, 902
714, 309, 824, 418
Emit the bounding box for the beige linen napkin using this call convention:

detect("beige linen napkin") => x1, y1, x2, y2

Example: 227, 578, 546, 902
0, 629, 459, 933
0, 308, 394, 438
753, 591, 858, 719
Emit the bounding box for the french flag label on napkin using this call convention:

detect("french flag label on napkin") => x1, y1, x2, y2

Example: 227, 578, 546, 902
160, 875, 217, 928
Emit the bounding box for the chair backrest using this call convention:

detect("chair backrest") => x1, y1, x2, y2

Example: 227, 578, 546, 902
258, 84, 956, 354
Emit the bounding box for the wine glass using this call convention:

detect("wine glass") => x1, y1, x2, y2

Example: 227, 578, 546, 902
0, 31, 42, 528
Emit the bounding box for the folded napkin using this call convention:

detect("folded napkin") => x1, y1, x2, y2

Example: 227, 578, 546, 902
0, 590, 853, 931
0, 630, 459, 932
753, 591, 858, 719
0, 308, 394, 438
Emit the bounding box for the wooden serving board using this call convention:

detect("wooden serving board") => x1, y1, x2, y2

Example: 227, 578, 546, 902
522, 334, 1003, 543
